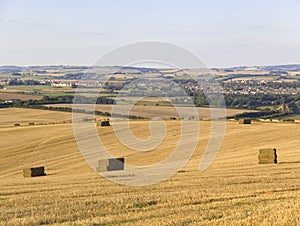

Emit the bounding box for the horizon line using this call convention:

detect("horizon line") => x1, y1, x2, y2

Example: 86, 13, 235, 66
1, 63, 300, 70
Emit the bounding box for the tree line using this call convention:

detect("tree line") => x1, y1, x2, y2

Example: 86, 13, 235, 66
194, 92, 300, 110
4, 95, 114, 108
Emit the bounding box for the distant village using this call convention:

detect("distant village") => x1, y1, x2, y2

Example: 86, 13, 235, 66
1, 74, 299, 96
0, 65, 299, 105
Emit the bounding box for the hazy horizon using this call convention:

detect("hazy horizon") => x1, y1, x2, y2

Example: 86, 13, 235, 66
1, 63, 300, 69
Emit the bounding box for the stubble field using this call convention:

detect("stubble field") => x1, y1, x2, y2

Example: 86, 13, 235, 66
46, 104, 251, 120
0, 108, 299, 225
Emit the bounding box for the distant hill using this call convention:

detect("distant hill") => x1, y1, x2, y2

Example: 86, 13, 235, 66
0, 66, 24, 73
259, 64, 300, 71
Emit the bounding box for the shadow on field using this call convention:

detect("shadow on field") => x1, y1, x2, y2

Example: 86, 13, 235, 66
279, 161, 300, 164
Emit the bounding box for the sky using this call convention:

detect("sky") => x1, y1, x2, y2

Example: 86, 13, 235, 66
0, 0, 300, 68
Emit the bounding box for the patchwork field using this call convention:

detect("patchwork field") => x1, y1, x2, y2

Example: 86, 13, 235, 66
0, 108, 299, 225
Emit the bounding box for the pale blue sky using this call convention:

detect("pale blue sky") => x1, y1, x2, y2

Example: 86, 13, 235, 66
0, 0, 300, 67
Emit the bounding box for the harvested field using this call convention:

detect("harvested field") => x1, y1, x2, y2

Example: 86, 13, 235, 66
0, 108, 73, 127
46, 104, 252, 119
0, 92, 42, 101
0, 108, 108, 127
0, 108, 299, 225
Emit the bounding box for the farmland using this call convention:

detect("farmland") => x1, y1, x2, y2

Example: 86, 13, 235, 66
2, 0, 300, 224
0, 92, 42, 101
46, 103, 251, 120
0, 108, 299, 225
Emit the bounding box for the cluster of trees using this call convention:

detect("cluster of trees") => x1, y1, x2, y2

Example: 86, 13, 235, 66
12, 95, 115, 108
7, 79, 42, 86
232, 111, 286, 119
64, 72, 99, 79
193, 92, 225, 107
18, 102, 145, 120
64, 73, 86, 79
194, 92, 300, 110
30, 105, 111, 116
